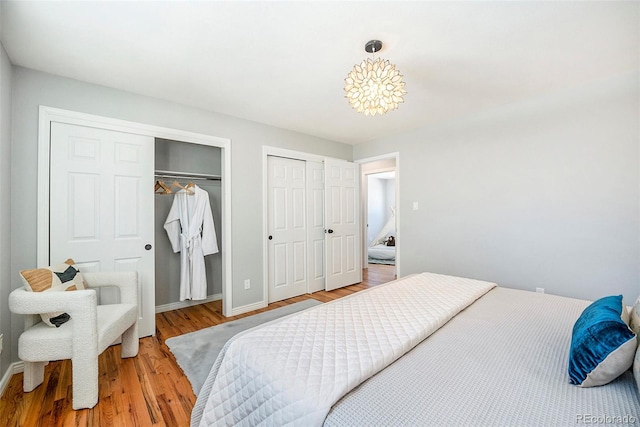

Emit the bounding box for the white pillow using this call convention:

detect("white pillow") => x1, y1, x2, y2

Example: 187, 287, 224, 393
630, 298, 640, 394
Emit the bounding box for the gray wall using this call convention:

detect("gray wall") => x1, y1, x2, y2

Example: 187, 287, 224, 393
10, 66, 352, 362
367, 176, 395, 245
0, 39, 12, 376
154, 139, 222, 305
384, 179, 395, 225
355, 72, 640, 304
367, 176, 386, 244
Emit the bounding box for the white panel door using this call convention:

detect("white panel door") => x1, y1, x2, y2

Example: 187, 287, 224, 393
306, 161, 325, 293
267, 156, 307, 303
325, 159, 361, 291
49, 122, 155, 337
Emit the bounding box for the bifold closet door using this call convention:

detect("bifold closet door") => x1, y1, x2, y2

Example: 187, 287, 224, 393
306, 161, 326, 293
49, 122, 155, 337
325, 159, 361, 291
267, 156, 308, 303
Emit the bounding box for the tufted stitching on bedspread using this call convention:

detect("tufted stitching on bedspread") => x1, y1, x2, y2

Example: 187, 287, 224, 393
197, 273, 496, 426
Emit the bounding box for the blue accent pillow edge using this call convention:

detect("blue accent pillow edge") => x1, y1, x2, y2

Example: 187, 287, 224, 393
568, 295, 636, 386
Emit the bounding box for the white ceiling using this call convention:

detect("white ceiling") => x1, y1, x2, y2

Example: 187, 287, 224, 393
1, 1, 638, 145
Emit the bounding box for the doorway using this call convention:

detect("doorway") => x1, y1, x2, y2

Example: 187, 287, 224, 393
358, 153, 399, 279
37, 107, 234, 335
154, 139, 223, 313
263, 147, 361, 304
366, 171, 396, 267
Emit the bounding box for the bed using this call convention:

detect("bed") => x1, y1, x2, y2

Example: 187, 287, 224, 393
368, 210, 396, 265
367, 243, 395, 265
191, 273, 640, 426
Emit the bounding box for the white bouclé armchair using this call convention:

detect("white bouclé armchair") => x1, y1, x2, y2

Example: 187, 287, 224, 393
9, 271, 139, 410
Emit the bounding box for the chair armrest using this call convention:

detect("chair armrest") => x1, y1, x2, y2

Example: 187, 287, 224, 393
82, 272, 138, 306
10, 287, 100, 358
9, 287, 97, 316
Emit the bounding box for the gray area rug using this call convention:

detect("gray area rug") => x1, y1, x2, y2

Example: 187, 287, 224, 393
165, 299, 322, 394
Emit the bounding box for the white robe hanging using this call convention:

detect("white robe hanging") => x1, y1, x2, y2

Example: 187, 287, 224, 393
164, 185, 219, 301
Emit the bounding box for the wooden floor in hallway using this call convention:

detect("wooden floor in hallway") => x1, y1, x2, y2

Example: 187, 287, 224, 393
0, 264, 396, 426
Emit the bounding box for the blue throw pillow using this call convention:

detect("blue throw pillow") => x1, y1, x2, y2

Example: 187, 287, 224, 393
568, 295, 637, 387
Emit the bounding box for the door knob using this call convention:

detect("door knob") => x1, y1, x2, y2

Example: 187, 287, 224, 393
327, 229, 334, 234
145, 244, 152, 250
268, 235, 273, 240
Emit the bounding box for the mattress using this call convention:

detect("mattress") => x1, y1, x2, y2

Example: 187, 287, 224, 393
367, 244, 395, 260
324, 287, 640, 426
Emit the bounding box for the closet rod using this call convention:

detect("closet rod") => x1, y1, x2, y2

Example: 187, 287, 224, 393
154, 169, 222, 181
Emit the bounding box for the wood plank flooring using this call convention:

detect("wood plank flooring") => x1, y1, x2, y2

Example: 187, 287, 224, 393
0, 264, 395, 426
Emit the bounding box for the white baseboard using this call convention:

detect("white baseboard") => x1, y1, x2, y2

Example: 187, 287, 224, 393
0, 361, 24, 399
155, 294, 267, 318
229, 300, 267, 317
155, 293, 222, 313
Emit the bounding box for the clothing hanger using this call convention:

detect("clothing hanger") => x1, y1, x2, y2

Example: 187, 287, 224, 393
171, 179, 194, 195
154, 179, 172, 194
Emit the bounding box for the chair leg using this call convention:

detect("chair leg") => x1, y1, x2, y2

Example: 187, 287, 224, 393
71, 353, 99, 409
120, 322, 139, 358
23, 361, 46, 392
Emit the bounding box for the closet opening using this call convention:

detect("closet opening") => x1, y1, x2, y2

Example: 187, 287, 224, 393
154, 138, 224, 313
38, 107, 233, 330
262, 147, 362, 307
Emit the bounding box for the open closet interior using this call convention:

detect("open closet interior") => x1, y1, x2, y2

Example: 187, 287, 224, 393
154, 138, 223, 310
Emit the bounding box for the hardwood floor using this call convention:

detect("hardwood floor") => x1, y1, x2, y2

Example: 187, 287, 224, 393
0, 264, 395, 426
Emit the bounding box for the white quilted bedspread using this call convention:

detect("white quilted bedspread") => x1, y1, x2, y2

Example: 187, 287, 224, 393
196, 273, 497, 427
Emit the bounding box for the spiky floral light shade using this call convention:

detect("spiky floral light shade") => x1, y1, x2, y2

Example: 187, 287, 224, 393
344, 56, 407, 116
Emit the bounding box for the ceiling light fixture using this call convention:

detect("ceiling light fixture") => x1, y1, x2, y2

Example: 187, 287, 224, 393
344, 40, 407, 116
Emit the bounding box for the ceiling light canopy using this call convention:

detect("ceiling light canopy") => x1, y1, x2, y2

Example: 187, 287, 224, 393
344, 40, 407, 116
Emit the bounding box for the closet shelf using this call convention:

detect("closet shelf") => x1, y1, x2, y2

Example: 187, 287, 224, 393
154, 169, 221, 181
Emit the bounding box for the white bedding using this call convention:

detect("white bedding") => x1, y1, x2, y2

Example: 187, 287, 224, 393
367, 244, 395, 261
325, 288, 640, 426
192, 276, 640, 426
193, 273, 496, 426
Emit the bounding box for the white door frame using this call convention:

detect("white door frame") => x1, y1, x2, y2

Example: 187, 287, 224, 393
355, 152, 401, 278
37, 106, 234, 316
